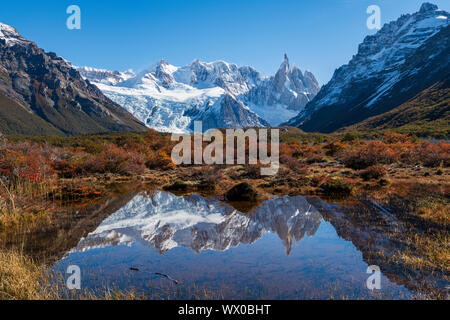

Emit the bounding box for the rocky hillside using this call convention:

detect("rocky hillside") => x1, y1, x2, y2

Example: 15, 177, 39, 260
345, 78, 449, 138
0, 23, 146, 136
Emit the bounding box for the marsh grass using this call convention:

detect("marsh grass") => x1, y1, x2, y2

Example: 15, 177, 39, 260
314, 185, 449, 298
0, 179, 56, 231
0, 249, 51, 299
0, 249, 146, 300
0, 249, 234, 300
0, 177, 108, 231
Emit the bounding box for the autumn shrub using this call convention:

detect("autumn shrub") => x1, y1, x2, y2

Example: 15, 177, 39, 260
389, 141, 417, 164
51, 160, 79, 178
341, 141, 398, 169
286, 143, 304, 158
123, 152, 146, 175
280, 155, 308, 174
324, 141, 348, 157
242, 164, 263, 179
279, 144, 295, 158
143, 130, 174, 152
188, 166, 223, 189
0, 147, 54, 182
296, 143, 327, 164
305, 155, 328, 164
383, 131, 412, 144
51, 145, 146, 177
145, 150, 175, 170
360, 165, 387, 181
280, 142, 322, 161
99, 145, 128, 174
416, 141, 450, 168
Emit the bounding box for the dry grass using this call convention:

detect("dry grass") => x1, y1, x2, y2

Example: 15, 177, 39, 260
374, 188, 449, 276
0, 179, 55, 229
0, 249, 228, 300
390, 232, 449, 273
0, 249, 49, 299
416, 201, 449, 226
0, 249, 145, 300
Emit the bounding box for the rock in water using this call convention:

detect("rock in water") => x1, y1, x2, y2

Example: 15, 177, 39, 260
225, 182, 257, 201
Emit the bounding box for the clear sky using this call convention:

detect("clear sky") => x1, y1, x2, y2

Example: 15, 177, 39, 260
1, 0, 449, 85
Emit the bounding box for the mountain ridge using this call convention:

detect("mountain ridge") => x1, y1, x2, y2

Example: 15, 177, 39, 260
77, 55, 319, 132
0, 22, 147, 136
285, 3, 449, 133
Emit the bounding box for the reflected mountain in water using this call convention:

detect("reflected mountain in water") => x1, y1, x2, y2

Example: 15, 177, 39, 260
73, 192, 322, 255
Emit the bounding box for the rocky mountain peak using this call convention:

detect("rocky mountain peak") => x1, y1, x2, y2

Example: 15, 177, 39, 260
279, 53, 290, 72
281, 53, 290, 69
154, 59, 176, 88
0, 22, 18, 37
77, 66, 135, 86
0, 22, 27, 46
420, 2, 438, 13
273, 54, 291, 91
158, 58, 169, 66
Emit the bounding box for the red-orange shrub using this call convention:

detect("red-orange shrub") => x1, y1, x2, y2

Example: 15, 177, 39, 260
145, 150, 175, 170
342, 141, 398, 169
416, 141, 449, 167
0, 148, 53, 182
280, 154, 308, 174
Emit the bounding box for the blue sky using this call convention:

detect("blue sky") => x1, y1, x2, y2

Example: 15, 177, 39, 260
1, 0, 449, 84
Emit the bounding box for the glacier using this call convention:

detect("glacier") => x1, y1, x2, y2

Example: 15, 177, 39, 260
77, 55, 319, 132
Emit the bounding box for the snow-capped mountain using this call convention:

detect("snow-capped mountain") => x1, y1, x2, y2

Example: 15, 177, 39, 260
0, 23, 28, 46
72, 192, 322, 255
78, 56, 319, 132
186, 93, 270, 130
244, 54, 320, 125
286, 2, 450, 132
77, 66, 135, 86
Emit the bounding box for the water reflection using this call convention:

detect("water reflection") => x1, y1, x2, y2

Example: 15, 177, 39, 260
73, 192, 322, 255
56, 191, 415, 299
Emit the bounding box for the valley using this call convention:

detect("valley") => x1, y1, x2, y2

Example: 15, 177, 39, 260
0, 2, 448, 301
